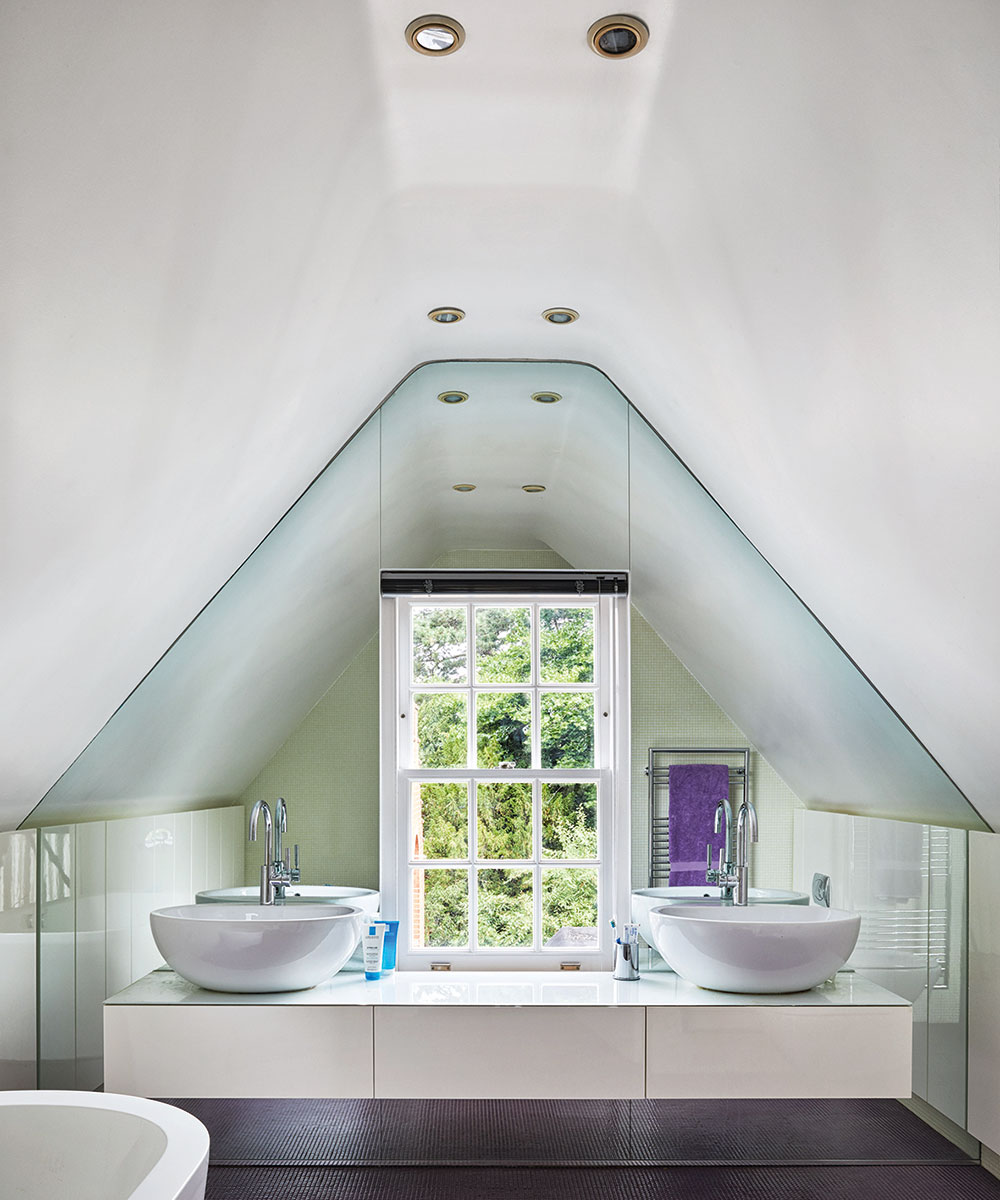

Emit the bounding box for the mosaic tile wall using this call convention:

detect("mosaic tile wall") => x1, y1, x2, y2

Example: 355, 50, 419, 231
630, 607, 801, 890
241, 636, 380, 890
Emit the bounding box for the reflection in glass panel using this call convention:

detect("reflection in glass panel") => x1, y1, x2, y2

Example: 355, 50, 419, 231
413, 867, 469, 948
477, 867, 533, 948
414, 693, 468, 767
412, 606, 468, 684
476, 692, 530, 767
542, 783, 598, 859
540, 607, 594, 683
540, 692, 594, 767
476, 607, 531, 684
380, 361, 630, 572
411, 782, 468, 859
476, 782, 533, 859
542, 867, 598, 947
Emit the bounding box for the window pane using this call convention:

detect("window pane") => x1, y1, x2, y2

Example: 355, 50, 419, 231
415, 693, 468, 767
541, 783, 598, 859
540, 607, 594, 683
476, 692, 531, 767
476, 606, 531, 684
412, 782, 468, 860
477, 868, 533, 948
476, 782, 533, 859
541, 867, 598, 948
412, 868, 469, 948
412, 606, 468, 684
540, 692, 594, 768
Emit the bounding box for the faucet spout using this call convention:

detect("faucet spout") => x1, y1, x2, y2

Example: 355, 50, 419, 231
274, 797, 287, 867
248, 799, 274, 904
705, 797, 736, 899
734, 800, 759, 906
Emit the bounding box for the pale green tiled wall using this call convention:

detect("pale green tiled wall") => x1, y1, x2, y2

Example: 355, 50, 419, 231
241, 635, 380, 888
240, 580, 803, 895
630, 607, 801, 890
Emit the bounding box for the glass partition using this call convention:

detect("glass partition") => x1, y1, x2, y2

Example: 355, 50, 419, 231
22, 359, 978, 1120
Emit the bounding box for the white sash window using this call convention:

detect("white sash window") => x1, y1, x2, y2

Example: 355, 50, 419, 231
381, 579, 629, 970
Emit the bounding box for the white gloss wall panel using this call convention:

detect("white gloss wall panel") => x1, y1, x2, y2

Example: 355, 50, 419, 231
374, 1007, 645, 1099
645, 1006, 911, 1099
75, 820, 107, 1090
968, 831, 1000, 1151
221, 806, 243, 888
0, 830, 37, 1088
104, 1005, 374, 1098
40, 804, 244, 1090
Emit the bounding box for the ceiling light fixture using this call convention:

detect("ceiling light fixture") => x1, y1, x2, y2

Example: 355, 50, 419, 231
541, 308, 579, 325
588, 14, 649, 58
532, 392, 562, 404
406, 15, 465, 56
428, 307, 465, 323
438, 391, 469, 404
521, 484, 546, 493
452, 483, 476, 492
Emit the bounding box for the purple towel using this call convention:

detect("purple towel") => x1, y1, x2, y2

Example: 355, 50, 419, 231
667, 763, 731, 886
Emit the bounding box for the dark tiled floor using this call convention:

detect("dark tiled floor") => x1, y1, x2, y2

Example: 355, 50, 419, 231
175, 1098, 999, 1200
167, 1098, 972, 1166
204, 1164, 1000, 1200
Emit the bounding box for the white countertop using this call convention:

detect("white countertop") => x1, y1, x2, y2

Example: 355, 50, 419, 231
106, 966, 909, 1009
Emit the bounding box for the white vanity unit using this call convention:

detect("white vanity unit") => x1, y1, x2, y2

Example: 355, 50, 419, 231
104, 969, 910, 1101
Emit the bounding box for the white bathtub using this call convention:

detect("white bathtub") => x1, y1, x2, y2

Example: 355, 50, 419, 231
0, 1091, 209, 1200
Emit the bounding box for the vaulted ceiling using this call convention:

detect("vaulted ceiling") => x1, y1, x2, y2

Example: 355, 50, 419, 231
3, 1, 998, 832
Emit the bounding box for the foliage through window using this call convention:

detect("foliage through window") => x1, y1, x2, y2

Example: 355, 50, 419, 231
396, 599, 610, 960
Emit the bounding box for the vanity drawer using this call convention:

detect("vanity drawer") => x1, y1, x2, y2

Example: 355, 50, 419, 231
374, 1005, 645, 1099
104, 1004, 374, 1098
645, 1004, 911, 1098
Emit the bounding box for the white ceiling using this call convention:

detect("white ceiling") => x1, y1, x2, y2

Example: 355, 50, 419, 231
3, 0, 998, 832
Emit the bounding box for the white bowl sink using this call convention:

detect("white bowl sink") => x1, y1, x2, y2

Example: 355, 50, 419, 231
648, 903, 861, 994
151, 903, 364, 993
631, 886, 808, 949
195, 885, 380, 916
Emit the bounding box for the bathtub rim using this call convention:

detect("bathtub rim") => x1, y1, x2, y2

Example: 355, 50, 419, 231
0, 1089, 209, 1200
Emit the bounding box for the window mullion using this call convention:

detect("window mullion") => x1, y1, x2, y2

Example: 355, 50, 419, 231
531, 601, 540, 771
469, 771, 479, 951
533, 777, 543, 951
467, 601, 475, 770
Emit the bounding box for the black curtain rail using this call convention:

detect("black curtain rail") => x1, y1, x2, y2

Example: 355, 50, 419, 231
380, 570, 629, 597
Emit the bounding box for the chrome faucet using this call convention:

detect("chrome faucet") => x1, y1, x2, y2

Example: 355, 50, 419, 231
271, 797, 300, 899
705, 797, 736, 899
248, 798, 275, 904
710, 799, 758, 905
735, 799, 759, 905
249, 797, 300, 904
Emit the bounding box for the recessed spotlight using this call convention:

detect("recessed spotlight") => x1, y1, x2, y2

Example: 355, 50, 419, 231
406, 15, 465, 56
588, 15, 649, 59
532, 392, 562, 404
541, 308, 579, 325
438, 391, 468, 404
521, 484, 546, 493
452, 483, 476, 492
428, 307, 465, 323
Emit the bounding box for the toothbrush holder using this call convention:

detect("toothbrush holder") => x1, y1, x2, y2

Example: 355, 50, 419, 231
612, 939, 640, 981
